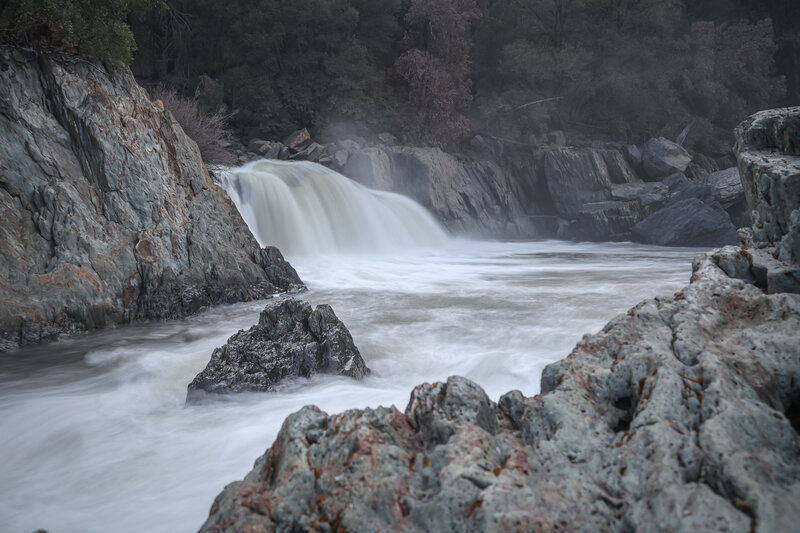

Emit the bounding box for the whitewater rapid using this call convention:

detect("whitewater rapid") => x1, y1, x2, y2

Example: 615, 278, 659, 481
0, 241, 696, 533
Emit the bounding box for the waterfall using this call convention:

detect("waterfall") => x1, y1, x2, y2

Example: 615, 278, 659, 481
220, 160, 449, 256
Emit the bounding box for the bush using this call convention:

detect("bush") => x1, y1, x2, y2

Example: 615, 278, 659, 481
151, 86, 236, 165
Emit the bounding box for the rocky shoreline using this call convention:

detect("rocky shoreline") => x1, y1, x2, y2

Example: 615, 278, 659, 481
0, 49, 303, 352
197, 109, 799, 532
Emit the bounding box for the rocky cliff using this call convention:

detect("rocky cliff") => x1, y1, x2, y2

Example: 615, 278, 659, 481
198, 109, 799, 532
0, 48, 303, 351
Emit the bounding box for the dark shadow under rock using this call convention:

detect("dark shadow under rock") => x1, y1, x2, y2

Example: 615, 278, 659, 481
186, 298, 369, 403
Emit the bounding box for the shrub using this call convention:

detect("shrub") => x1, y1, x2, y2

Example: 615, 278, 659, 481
151, 86, 237, 166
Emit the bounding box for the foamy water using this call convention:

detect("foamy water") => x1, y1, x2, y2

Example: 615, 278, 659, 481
0, 240, 697, 533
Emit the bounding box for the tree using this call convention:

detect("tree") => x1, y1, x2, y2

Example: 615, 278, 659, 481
395, 0, 484, 147
0, 0, 161, 63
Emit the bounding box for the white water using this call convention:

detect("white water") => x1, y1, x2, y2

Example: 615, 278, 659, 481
222, 160, 448, 255
0, 163, 699, 532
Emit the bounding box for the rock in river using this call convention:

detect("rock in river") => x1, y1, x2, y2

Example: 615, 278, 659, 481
187, 298, 369, 402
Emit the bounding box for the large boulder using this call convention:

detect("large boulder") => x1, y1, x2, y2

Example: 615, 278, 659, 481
735, 107, 800, 264
633, 186, 737, 247
641, 137, 693, 179
198, 259, 800, 532
0, 49, 303, 352
186, 298, 369, 402
703, 167, 751, 228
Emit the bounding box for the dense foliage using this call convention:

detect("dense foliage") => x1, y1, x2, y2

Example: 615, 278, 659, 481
0, 0, 160, 62
2, 0, 795, 150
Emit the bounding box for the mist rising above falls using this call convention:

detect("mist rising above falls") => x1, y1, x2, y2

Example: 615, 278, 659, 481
221, 160, 448, 256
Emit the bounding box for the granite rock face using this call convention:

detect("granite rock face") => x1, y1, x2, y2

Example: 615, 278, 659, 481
198, 258, 800, 532
187, 298, 369, 402
0, 49, 303, 351
735, 107, 800, 264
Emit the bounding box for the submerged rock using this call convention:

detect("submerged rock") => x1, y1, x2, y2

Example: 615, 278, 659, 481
187, 298, 369, 402
0, 49, 303, 351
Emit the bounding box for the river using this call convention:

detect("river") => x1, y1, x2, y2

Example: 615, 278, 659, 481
0, 240, 697, 533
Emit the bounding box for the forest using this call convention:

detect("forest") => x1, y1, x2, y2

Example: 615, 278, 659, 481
2, 0, 797, 151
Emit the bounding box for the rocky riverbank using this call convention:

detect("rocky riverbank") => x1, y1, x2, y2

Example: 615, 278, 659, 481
0, 48, 303, 352
239, 128, 747, 245
198, 108, 799, 532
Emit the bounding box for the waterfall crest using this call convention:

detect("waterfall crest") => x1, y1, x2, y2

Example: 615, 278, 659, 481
221, 160, 448, 256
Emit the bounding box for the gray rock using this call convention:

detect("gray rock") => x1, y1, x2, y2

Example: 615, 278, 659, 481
704, 168, 745, 209
265, 142, 284, 159
342, 146, 536, 239
198, 260, 800, 533
624, 144, 643, 170
547, 130, 567, 146
289, 141, 325, 162
642, 137, 693, 179
735, 107, 800, 264
247, 138, 271, 154
633, 186, 737, 247
543, 148, 613, 218
187, 298, 369, 402
377, 132, 397, 145
0, 49, 303, 351
284, 128, 311, 151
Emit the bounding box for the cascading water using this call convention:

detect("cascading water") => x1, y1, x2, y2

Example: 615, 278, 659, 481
221, 160, 448, 255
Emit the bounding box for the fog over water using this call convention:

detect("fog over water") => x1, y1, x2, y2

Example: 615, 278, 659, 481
0, 163, 698, 532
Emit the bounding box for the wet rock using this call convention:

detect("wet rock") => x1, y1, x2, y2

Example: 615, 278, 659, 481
0, 49, 303, 351
247, 139, 271, 154
641, 137, 693, 179
703, 167, 751, 228
543, 148, 614, 218
187, 298, 369, 401
199, 260, 800, 532
633, 185, 737, 247
342, 145, 536, 238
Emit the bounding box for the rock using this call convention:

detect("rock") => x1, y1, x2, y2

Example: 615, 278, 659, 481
624, 144, 643, 170
547, 130, 567, 146
199, 260, 800, 533
187, 298, 369, 401
599, 149, 637, 184
290, 142, 325, 162
543, 148, 613, 218
0, 49, 304, 351
377, 132, 397, 145
704, 168, 745, 209
704, 167, 751, 229
735, 107, 800, 264
610, 182, 670, 214
265, 142, 283, 159
641, 137, 693, 180
633, 185, 737, 247
247, 138, 271, 154
575, 200, 642, 241
343, 146, 536, 238
284, 128, 312, 151
332, 149, 349, 168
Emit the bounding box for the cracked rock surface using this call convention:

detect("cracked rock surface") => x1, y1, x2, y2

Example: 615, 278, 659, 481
0, 49, 303, 351
187, 298, 369, 402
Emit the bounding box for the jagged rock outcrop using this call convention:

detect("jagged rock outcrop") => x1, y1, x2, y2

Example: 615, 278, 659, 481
198, 109, 800, 532
187, 298, 369, 402
0, 49, 303, 351
735, 107, 800, 264
641, 137, 693, 179
342, 145, 537, 238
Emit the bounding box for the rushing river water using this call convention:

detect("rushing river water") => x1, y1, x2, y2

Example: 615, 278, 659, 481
0, 240, 697, 533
